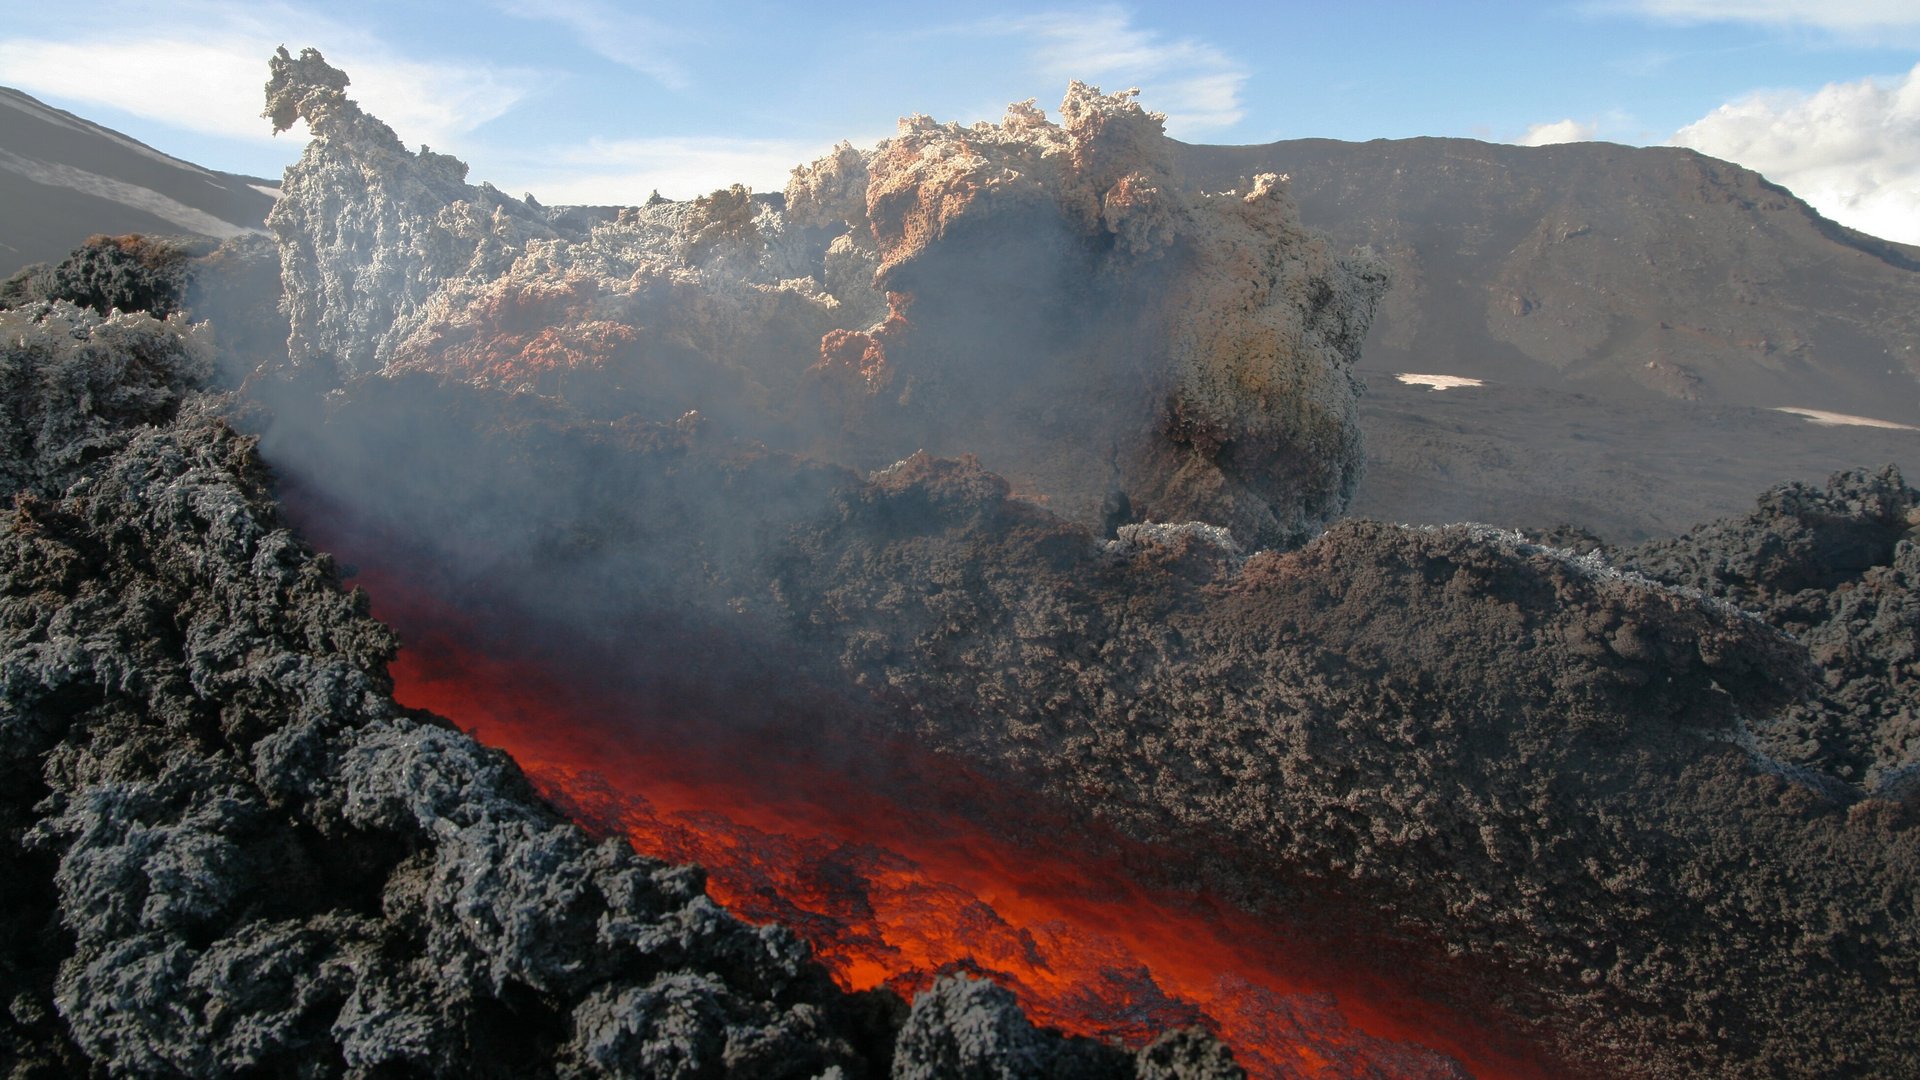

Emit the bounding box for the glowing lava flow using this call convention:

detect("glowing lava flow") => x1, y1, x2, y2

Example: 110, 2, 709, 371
318, 560, 1568, 1080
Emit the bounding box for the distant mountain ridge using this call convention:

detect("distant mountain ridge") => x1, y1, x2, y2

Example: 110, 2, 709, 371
0, 87, 276, 275
1178, 137, 1920, 421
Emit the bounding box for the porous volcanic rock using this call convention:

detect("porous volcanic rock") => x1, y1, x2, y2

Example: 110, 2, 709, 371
3, 232, 289, 382
264, 47, 562, 380
1619, 465, 1920, 790
0, 233, 209, 319
270, 369, 1920, 1080
801, 90, 1387, 546
264, 50, 1385, 549
0, 300, 212, 496
0, 304, 1239, 1077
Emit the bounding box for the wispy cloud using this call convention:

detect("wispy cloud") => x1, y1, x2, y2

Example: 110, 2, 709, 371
1517, 118, 1600, 146
1671, 61, 1920, 244
969, 6, 1249, 137
0, 0, 536, 152
488, 134, 854, 204
1603, 0, 1920, 43
494, 0, 691, 90
0, 37, 286, 142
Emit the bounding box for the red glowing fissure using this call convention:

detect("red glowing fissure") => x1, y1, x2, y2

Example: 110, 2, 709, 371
326, 548, 1550, 1080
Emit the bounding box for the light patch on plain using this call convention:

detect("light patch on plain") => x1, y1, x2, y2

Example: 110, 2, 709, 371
0, 148, 265, 237
250, 183, 283, 201
1774, 407, 1919, 430
1517, 118, 1598, 146
1671, 60, 1920, 245
0, 1, 538, 157
1396, 374, 1486, 391
960, 6, 1249, 138
490, 135, 853, 205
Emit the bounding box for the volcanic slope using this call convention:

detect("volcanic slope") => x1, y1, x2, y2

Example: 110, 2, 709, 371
1176, 138, 1920, 537
239, 49, 1920, 1080
0, 87, 276, 276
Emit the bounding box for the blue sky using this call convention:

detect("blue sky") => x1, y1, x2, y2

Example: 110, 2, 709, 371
2, 1, 1917, 241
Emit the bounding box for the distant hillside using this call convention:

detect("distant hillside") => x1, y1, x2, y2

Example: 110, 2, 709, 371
1177, 138, 1920, 538
1178, 138, 1920, 422
0, 87, 277, 275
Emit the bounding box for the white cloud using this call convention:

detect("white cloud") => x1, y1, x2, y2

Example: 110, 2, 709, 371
0, 37, 281, 142
1672, 62, 1920, 244
1518, 119, 1599, 146
337, 53, 534, 150
986, 6, 1249, 137
1613, 0, 1920, 31
0, 1, 536, 154
494, 0, 691, 90
489, 135, 852, 205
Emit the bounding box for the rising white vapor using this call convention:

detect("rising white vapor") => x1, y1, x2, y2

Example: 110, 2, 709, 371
1517, 118, 1599, 146
1672, 62, 1920, 244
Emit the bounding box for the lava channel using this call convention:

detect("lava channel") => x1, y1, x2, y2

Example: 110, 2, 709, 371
316, 548, 1560, 1080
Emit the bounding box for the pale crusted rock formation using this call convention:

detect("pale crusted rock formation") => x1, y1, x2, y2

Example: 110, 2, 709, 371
264, 47, 560, 378
0, 300, 211, 496
802, 85, 1388, 547
265, 54, 1383, 549
265, 48, 864, 441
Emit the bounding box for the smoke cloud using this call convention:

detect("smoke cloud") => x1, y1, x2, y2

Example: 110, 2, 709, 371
1672, 61, 1920, 244
1516, 118, 1599, 146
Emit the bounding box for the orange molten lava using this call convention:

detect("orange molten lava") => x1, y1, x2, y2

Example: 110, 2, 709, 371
325, 552, 1555, 1079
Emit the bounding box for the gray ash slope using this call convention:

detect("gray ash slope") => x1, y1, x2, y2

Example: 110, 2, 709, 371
1177, 137, 1920, 417
0, 301, 1235, 1078
0, 88, 276, 277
